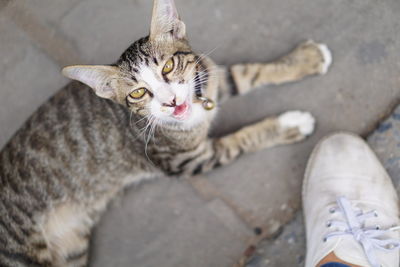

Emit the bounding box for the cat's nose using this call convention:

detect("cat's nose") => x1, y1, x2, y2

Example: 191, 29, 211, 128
162, 97, 176, 107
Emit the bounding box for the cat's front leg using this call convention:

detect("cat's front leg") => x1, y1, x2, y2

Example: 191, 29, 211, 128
228, 40, 332, 95
215, 110, 315, 155
173, 111, 315, 175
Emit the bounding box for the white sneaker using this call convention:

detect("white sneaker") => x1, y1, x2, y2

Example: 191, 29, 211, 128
303, 132, 400, 267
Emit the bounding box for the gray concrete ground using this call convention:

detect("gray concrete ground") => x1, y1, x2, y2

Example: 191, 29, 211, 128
1, 0, 400, 266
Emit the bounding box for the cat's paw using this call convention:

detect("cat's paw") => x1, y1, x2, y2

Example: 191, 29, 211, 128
291, 40, 333, 76
313, 41, 333, 74
278, 111, 316, 137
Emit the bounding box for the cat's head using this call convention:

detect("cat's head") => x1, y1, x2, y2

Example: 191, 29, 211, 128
62, 0, 215, 129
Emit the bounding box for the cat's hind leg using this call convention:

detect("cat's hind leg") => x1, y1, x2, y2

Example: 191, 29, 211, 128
229, 40, 332, 94
40, 203, 94, 267
0, 203, 91, 267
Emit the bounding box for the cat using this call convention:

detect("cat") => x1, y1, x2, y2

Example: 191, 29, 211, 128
0, 0, 332, 266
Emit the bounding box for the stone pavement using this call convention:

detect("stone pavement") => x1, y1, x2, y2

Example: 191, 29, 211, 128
1, 0, 400, 266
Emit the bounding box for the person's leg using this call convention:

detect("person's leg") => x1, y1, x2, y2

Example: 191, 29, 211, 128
318, 252, 360, 267
321, 263, 351, 267
303, 132, 400, 267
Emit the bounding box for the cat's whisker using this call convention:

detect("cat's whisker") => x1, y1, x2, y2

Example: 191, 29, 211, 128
150, 118, 159, 145
143, 118, 154, 136
144, 116, 158, 165
142, 119, 152, 144
147, 118, 157, 143
195, 73, 221, 81
138, 116, 154, 141
129, 111, 134, 129
199, 65, 224, 73
133, 115, 153, 140
187, 45, 222, 74
188, 71, 220, 85
131, 114, 149, 130
194, 72, 221, 80
192, 76, 219, 86
194, 44, 221, 66
189, 67, 223, 85
134, 115, 151, 127
200, 68, 222, 76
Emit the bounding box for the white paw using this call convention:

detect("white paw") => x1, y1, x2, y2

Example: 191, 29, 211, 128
316, 43, 333, 74
279, 111, 316, 136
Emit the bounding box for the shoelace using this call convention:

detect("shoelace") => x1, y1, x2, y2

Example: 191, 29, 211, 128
324, 197, 400, 267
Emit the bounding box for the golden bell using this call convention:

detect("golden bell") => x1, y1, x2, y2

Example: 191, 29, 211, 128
197, 96, 215, 111
202, 99, 215, 110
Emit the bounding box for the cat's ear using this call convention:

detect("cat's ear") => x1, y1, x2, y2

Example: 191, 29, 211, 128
62, 65, 121, 99
150, 0, 186, 40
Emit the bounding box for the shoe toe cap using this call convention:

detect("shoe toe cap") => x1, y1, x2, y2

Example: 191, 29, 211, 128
303, 132, 398, 205
306, 132, 387, 183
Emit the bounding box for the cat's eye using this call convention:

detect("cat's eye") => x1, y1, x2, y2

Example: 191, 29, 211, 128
129, 88, 147, 99
162, 58, 175, 75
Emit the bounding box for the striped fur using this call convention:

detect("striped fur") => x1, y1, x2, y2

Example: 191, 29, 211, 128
230, 40, 331, 94
0, 1, 331, 266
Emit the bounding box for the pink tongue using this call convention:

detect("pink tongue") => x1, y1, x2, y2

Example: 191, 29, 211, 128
174, 103, 188, 116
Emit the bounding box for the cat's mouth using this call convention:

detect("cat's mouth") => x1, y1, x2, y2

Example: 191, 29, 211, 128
172, 101, 191, 121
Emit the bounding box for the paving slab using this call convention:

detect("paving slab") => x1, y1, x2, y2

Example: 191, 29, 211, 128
90, 177, 250, 267
0, 15, 68, 148
0, 0, 11, 10
58, 0, 152, 64
245, 211, 305, 267
2, 1, 83, 67
16, 0, 81, 27
368, 105, 400, 190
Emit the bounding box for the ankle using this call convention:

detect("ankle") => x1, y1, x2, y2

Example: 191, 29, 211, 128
317, 252, 361, 267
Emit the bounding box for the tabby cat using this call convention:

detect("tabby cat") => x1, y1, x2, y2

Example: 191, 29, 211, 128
0, 0, 332, 266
